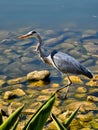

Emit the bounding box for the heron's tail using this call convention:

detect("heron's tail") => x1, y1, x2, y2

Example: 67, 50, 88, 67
80, 65, 93, 79
84, 70, 93, 79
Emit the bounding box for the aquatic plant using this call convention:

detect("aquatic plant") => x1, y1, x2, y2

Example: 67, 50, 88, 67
0, 93, 80, 130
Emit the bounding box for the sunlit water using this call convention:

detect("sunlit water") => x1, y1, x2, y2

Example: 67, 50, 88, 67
0, 1, 98, 129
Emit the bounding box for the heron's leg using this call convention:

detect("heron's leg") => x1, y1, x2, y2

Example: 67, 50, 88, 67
56, 74, 72, 99
63, 74, 72, 99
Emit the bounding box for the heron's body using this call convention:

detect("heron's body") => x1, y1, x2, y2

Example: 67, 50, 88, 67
38, 49, 93, 79
19, 31, 93, 98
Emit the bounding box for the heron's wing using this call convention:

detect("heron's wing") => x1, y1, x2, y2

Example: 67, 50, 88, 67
52, 51, 84, 74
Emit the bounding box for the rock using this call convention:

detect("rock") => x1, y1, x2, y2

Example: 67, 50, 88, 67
0, 80, 6, 87
7, 76, 26, 85
93, 74, 98, 81
76, 86, 87, 93
86, 80, 98, 87
12, 88, 26, 97
77, 112, 94, 122
0, 75, 7, 80
87, 95, 98, 102
27, 70, 50, 81
91, 121, 98, 129
8, 102, 23, 114
81, 128, 90, 130
3, 88, 26, 100
86, 74, 98, 87
4, 91, 17, 100
58, 110, 72, 121
75, 93, 86, 99
52, 106, 61, 115
41, 88, 57, 95
83, 42, 98, 53
28, 80, 49, 87
64, 76, 83, 84
51, 83, 59, 88
37, 95, 50, 102
66, 101, 97, 112
45, 34, 65, 45
70, 119, 81, 130
21, 56, 33, 63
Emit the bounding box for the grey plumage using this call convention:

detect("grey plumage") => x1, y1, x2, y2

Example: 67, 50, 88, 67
49, 50, 93, 79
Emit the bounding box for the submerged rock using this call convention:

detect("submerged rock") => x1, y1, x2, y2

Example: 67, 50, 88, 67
12, 88, 26, 97
3, 88, 26, 100
76, 86, 87, 93
7, 76, 26, 85
0, 80, 6, 87
4, 91, 17, 100
77, 112, 94, 122
87, 95, 98, 102
64, 76, 83, 84
66, 101, 97, 112
27, 70, 50, 81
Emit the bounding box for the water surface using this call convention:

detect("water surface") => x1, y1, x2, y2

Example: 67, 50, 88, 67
0, 0, 98, 30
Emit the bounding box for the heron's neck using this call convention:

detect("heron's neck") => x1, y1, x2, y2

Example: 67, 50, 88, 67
36, 35, 47, 60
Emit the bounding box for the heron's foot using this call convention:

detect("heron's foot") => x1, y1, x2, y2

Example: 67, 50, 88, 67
56, 90, 68, 100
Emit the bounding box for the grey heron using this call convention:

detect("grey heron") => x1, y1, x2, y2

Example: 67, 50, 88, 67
19, 31, 93, 99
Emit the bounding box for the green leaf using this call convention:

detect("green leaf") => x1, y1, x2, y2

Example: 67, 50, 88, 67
23, 93, 56, 130
0, 113, 3, 125
11, 118, 19, 130
64, 105, 81, 128
0, 105, 24, 130
51, 113, 67, 130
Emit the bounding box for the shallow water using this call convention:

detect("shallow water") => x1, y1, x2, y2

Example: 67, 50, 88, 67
0, 1, 98, 129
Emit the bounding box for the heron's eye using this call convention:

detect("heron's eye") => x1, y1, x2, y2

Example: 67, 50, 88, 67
32, 31, 37, 34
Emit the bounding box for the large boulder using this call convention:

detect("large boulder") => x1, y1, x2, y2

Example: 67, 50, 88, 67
27, 70, 50, 81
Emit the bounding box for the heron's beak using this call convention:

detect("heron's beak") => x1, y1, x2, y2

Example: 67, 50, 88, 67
18, 34, 31, 39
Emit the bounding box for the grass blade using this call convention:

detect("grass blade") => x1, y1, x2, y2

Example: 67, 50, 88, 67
11, 118, 19, 130
0, 105, 24, 130
64, 105, 81, 128
51, 113, 67, 130
24, 93, 56, 130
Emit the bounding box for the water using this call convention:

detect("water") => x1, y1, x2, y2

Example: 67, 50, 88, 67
0, 0, 98, 30
0, 1, 98, 129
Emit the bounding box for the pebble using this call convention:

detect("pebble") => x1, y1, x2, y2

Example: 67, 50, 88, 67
51, 83, 60, 88
0, 80, 6, 87
76, 86, 87, 93
83, 42, 98, 53
75, 93, 86, 99
21, 56, 33, 63
12, 88, 26, 97
86, 80, 98, 87
27, 70, 50, 81
41, 88, 57, 95
64, 76, 83, 84
4, 91, 17, 100
66, 101, 97, 112
77, 112, 94, 122
8, 102, 23, 114
45, 34, 65, 45
37, 95, 51, 102
87, 95, 98, 102
28, 80, 49, 87
7, 76, 26, 85
3, 88, 26, 100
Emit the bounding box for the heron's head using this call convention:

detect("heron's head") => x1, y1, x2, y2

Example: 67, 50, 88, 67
19, 31, 39, 39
